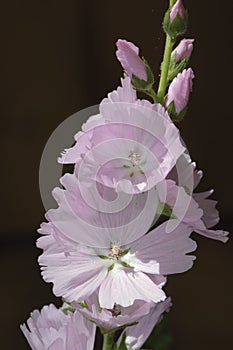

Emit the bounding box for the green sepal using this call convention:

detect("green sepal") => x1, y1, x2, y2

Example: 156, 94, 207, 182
168, 57, 189, 82
157, 201, 173, 218
170, 0, 177, 6
166, 100, 177, 119
166, 100, 188, 122
61, 305, 76, 313
131, 58, 154, 92
116, 332, 128, 350
163, 10, 188, 40
78, 300, 88, 309
172, 104, 188, 122
143, 58, 155, 85
61, 300, 76, 313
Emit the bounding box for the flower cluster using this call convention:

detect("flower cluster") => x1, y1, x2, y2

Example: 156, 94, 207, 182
21, 1, 228, 349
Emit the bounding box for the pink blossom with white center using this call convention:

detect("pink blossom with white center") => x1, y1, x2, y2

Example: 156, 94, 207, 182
38, 174, 196, 309
59, 79, 185, 194
72, 286, 166, 330
172, 39, 194, 62
119, 298, 172, 350
160, 154, 229, 242
20, 304, 96, 350
166, 68, 194, 114
116, 39, 147, 81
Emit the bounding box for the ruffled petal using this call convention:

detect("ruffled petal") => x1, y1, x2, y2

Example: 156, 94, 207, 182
99, 265, 166, 308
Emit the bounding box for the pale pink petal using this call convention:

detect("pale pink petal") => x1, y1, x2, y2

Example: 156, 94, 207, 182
123, 298, 172, 350
172, 39, 194, 61
195, 228, 229, 243
131, 220, 196, 275
39, 246, 108, 302
99, 266, 166, 308
116, 39, 147, 80
74, 295, 153, 330
170, 0, 185, 21
101, 76, 137, 104
166, 68, 194, 114
157, 180, 205, 230
21, 305, 95, 350
46, 174, 158, 248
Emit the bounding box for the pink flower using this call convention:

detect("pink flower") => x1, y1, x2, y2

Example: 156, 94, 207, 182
166, 68, 194, 114
73, 291, 166, 330
116, 39, 147, 80
172, 39, 194, 62
170, 0, 185, 22
38, 174, 196, 309
20, 304, 96, 350
193, 190, 229, 242
159, 154, 229, 242
59, 78, 185, 194
120, 298, 172, 350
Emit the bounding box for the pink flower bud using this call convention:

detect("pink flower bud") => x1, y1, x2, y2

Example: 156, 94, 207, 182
172, 39, 194, 62
166, 68, 194, 114
170, 0, 186, 22
116, 39, 147, 81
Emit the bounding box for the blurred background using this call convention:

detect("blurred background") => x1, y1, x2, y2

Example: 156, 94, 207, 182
1, 0, 232, 348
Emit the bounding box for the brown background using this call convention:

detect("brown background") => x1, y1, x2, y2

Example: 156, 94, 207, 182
0, 0, 232, 349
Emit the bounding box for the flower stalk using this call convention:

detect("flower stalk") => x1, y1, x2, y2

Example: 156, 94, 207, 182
157, 34, 175, 103
102, 332, 115, 350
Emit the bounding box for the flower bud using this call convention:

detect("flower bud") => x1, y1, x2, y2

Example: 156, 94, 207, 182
163, 0, 188, 39
170, 0, 185, 22
166, 68, 194, 120
116, 39, 147, 81
172, 39, 194, 62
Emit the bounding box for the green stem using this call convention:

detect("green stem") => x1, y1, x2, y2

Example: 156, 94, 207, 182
145, 87, 158, 103
102, 332, 115, 350
157, 34, 174, 104
170, 0, 176, 6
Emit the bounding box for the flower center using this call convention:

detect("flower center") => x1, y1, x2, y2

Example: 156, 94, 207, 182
109, 303, 121, 317
128, 151, 141, 166
108, 243, 124, 259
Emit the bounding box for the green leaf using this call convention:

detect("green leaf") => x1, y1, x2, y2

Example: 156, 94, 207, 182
144, 314, 173, 350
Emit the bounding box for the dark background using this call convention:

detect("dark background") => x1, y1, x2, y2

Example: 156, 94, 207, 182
1, 0, 232, 349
